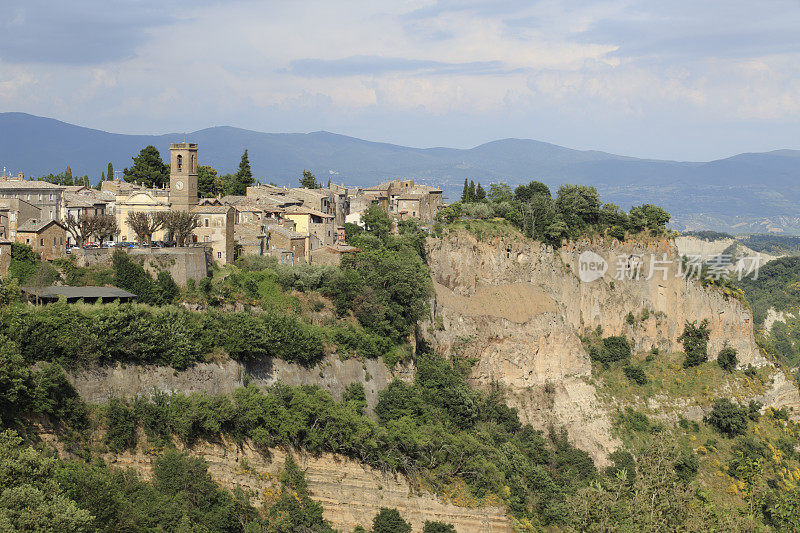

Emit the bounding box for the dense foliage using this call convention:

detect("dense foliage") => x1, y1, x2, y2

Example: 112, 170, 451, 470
95, 353, 597, 525
440, 181, 670, 245
679, 319, 711, 368
737, 256, 800, 326
0, 302, 324, 369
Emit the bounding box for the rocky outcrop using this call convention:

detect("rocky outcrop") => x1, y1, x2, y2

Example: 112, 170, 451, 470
97, 438, 511, 532
425, 231, 784, 461
67, 355, 413, 413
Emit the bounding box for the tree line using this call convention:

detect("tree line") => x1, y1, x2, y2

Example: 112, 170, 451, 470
441, 179, 671, 245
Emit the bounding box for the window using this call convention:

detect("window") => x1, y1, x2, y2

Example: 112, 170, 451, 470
204, 236, 209, 243
177, 154, 183, 172
217, 252, 222, 259
60, 237, 63, 245
39, 194, 43, 201
53, 237, 57, 245
204, 218, 209, 227
191, 154, 195, 172
40, 238, 44, 246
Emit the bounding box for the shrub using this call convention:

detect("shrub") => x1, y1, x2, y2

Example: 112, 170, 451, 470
593, 336, 631, 367
625, 312, 636, 325
717, 346, 738, 371
606, 449, 636, 483
673, 450, 699, 482
620, 407, 650, 432
423, 521, 457, 533
706, 399, 748, 437
623, 365, 648, 385
105, 398, 137, 452
372, 508, 411, 533
679, 319, 710, 368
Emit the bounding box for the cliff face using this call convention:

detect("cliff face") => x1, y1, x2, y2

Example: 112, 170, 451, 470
68, 355, 412, 413
87, 438, 511, 533
425, 231, 783, 461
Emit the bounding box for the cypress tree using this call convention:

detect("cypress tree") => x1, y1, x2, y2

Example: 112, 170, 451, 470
461, 178, 469, 202
476, 182, 486, 200
107, 162, 114, 181
468, 180, 476, 202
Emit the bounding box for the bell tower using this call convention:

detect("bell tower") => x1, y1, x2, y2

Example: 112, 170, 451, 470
169, 142, 198, 211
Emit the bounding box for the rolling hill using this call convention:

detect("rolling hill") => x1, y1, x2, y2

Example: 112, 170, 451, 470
1, 112, 799, 233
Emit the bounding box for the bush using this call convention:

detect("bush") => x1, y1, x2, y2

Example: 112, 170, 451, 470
623, 365, 648, 385
590, 336, 632, 367
679, 320, 710, 368
717, 346, 738, 371
372, 508, 411, 533
606, 449, 636, 483
673, 450, 699, 482
105, 398, 137, 452
706, 398, 748, 437
620, 407, 651, 432
423, 521, 457, 533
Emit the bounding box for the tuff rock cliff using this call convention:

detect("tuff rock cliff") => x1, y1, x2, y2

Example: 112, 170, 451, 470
424, 230, 799, 462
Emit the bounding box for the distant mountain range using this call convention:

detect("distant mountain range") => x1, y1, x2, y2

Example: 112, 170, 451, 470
2, 112, 799, 233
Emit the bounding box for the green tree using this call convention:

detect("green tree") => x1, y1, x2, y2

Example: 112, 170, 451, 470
475, 182, 486, 201
299, 170, 321, 189
361, 205, 392, 239
717, 346, 738, 371
460, 178, 469, 202
237, 149, 254, 190
515, 180, 551, 202
0, 429, 93, 532
679, 319, 710, 368
123, 146, 169, 188
423, 521, 457, 533
197, 165, 222, 198
706, 398, 748, 437
107, 162, 113, 181
467, 180, 476, 202
372, 508, 411, 533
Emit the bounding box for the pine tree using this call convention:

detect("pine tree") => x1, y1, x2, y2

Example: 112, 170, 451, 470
101, 171, 105, 181
107, 162, 114, 181
461, 178, 469, 202
237, 149, 252, 185
476, 182, 486, 201
468, 180, 476, 202
123, 146, 169, 188
65, 166, 74, 186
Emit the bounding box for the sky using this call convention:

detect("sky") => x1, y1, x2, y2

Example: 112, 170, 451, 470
1, 0, 799, 161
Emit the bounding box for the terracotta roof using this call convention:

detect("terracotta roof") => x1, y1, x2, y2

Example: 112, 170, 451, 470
0, 180, 65, 190
16, 218, 66, 232
268, 226, 305, 239
191, 205, 232, 214
284, 206, 334, 218
311, 244, 360, 254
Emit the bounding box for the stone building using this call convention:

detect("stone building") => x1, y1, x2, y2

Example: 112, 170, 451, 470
0, 198, 40, 241
15, 219, 67, 260
310, 244, 360, 266
265, 225, 308, 264
0, 241, 11, 277
192, 203, 235, 264
0, 176, 64, 221
284, 206, 335, 245
116, 190, 169, 243
169, 143, 198, 211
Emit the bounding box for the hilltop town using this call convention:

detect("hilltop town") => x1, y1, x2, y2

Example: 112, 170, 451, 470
0, 141, 443, 276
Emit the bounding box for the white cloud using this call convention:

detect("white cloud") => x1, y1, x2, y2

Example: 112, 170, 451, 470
0, 0, 798, 158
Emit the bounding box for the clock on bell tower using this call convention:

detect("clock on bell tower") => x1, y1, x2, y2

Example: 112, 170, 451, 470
169, 142, 198, 211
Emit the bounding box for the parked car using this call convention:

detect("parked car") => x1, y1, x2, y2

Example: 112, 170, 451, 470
102, 241, 116, 248
121, 242, 136, 248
